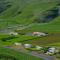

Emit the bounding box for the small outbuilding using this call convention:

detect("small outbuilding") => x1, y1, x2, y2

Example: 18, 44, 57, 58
24, 44, 32, 48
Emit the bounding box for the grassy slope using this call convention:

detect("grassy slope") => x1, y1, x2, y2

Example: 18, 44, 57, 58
0, 34, 37, 46
22, 34, 60, 47
21, 16, 60, 33
20, 16, 60, 47
0, 0, 58, 28
0, 0, 60, 47
0, 1, 60, 47
0, 47, 43, 60
0, 0, 60, 60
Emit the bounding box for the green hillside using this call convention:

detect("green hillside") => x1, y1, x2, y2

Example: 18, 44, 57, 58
0, 47, 43, 60
0, 0, 60, 60
0, 0, 59, 29
24, 16, 60, 33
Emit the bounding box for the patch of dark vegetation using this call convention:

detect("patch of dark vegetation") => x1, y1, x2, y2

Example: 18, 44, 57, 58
12, 11, 22, 17
18, 32, 25, 35
56, 54, 60, 59
18, 37, 40, 43
57, 3, 60, 6
7, 4, 12, 7
15, 11, 22, 16
18, 11, 22, 14
0, 54, 17, 60
34, 6, 59, 23
0, 1, 12, 13
1, 36, 18, 42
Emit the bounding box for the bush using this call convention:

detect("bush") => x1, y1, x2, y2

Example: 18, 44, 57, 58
1, 36, 18, 41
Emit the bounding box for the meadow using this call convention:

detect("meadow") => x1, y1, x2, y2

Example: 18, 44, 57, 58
0, 0, 58, 29
0, 47, 43, 60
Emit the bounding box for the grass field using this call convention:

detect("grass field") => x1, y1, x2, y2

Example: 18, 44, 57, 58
0, 0, 58, 29
22, 33, 60, 47
20, 16, 60, 33
18, 16, 60, 47
0, 34, 37, 46
20, 16, 60, 47
0, 47, 43, 60
0, 16, 60, 47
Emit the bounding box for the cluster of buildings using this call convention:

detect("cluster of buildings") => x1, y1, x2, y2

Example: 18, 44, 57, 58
8, 32, 59, 55
45, 47, 59, 55
14, 42, 59, 55
9, 31, 48, 37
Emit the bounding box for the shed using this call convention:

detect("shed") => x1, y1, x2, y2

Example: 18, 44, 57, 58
24, 44, 32, 48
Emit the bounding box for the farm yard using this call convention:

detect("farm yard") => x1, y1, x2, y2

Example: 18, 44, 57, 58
0, 31, 60, 60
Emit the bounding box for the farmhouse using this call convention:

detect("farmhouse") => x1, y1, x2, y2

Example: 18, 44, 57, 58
32, 32, 48, 36
48, 47, 56, 53
45, 47, 58, 55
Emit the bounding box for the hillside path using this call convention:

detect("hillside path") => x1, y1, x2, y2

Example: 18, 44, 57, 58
28, 51, 55, 60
